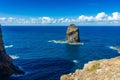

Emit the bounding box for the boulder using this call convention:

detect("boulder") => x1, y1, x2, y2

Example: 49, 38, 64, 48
66, 24, 80, 43
0, 25, 24, 78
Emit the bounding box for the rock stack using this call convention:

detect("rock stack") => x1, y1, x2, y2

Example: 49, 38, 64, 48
66, 24, 80, 43
0, 24, 24, 78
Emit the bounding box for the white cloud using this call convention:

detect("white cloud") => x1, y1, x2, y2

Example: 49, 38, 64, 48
108, 12, 120, 21
95, 12, 107, 21
0, 17, 6, 21
78, 15, 94, 22
0, 12, 120, 25
41, 17, 53, 24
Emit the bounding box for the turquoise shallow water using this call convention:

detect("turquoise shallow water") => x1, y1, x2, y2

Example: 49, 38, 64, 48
2, 26, 120, 80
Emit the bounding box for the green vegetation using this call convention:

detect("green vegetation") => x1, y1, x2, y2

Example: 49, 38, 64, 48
88, 62, 100, 72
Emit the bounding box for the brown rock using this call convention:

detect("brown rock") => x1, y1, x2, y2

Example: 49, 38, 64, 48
66, 24, 80, 43
0, 25, 24, 78
61, 56, 120, 80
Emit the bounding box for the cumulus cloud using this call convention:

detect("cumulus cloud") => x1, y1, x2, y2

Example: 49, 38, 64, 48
78, 15, 94, 22
108, 12, 120, 21
0, 17, 6, 21
40, 17, 53, 24
95, 12, 108, 21
0, 12, 120, 25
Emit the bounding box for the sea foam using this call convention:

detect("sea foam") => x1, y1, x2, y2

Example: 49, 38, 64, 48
5, 45, 14, 48
68, 42, 84, 45
73, 60, 78, 63
10, 55, 19, 59
109, 46, 118, 50
48, 40, 84, 45
48, 40, 67, 44
109, 46, 120, 53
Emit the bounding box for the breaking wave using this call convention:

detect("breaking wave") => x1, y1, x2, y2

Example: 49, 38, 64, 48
109, 46, 120, 53
48, 40, 67, 44
10, 55, 19, 59
5, 45, 14, 48
73, 60, 79, 63
69, 42, 84, 45
48, 40, 84, 45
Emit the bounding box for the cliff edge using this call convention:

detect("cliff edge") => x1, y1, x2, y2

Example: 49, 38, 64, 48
61, 56, 120, 80
0, 25, 24, 78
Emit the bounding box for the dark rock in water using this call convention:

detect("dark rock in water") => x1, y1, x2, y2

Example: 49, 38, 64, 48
0, 24, 24, 78
66, 24, 80, 43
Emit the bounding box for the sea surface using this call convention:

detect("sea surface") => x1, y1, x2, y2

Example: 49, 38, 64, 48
2, 26, 120, 80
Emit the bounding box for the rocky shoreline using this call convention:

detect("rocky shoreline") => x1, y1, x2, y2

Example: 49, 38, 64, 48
61, 56, 120, 80
0, 25, 24, 79
60, 25, 120, 80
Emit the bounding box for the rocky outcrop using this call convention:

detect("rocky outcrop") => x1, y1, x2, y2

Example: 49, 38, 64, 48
0, 25, 24, 78
66, 24, 80, 43
61, 56, 120, 80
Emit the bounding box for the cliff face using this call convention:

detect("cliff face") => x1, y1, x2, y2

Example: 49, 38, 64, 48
0, 25, 24, 78
61, 56, 120, 80
66, 24, 80, 43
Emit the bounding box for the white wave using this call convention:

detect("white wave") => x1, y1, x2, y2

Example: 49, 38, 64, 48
48, 40, 67, 44
73, 60, 78, 63
109, 46, 120, 53
5, 45, 13, 48
48, 40, 84, 45
10, 55, 19, 59
109, 46, 118, 50
69, 42, 84, 45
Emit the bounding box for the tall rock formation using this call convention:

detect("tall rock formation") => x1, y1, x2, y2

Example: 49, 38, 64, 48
66, 24, 80, 43
0, 25, 24, 78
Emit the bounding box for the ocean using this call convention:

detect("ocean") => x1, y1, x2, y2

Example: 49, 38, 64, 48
2, 26, 120, 80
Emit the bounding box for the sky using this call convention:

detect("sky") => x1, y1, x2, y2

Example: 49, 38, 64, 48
0, 0, 120, 26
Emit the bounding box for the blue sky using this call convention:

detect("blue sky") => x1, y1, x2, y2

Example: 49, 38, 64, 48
0, 0, 120, 25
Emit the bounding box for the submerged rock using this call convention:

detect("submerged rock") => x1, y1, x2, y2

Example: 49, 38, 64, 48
0, 25, 24, 78
61, 56, 120, 80
66, 24, 80, 43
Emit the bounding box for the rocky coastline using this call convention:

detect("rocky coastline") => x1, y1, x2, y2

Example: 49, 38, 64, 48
61, 56, 120, 80
0, 25, 24, 79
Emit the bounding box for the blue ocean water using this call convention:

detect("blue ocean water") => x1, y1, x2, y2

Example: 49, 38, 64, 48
2, 26, 120, 80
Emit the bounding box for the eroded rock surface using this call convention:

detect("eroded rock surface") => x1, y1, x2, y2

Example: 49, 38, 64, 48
66, 24, 80, 43
0, 25, 24, 78
61, 56, 120, 80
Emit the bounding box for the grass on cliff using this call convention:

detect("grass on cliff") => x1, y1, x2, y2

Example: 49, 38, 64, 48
87, 62, 100, 72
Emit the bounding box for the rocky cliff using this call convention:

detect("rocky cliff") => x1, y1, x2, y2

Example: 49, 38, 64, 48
61, 56, 120, 80
0, 25, 24, 78
66, 24, 80, 43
